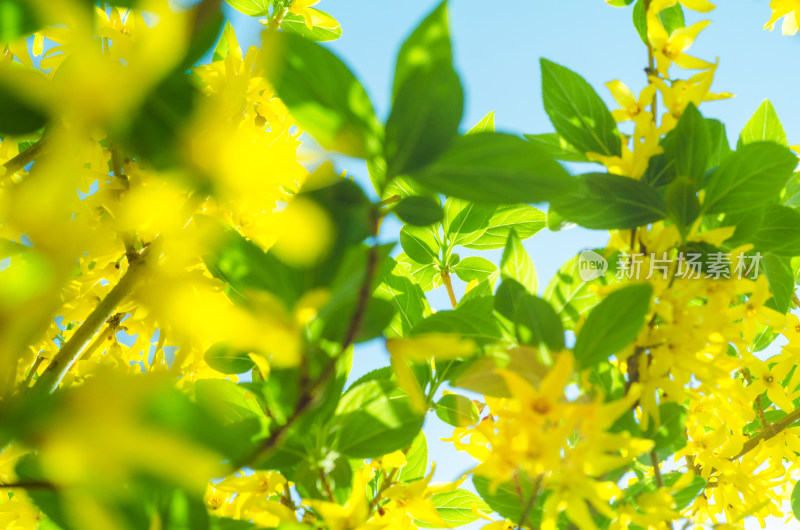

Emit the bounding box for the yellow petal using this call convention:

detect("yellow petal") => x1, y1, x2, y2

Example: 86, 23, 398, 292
606, 80, 637, 109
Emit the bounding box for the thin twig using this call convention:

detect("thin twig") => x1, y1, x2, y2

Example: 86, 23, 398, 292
442, 270, 458, 308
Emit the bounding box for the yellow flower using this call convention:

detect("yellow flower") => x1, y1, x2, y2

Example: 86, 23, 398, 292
764, 0, 800, 35
306, 467, 381, 530
647, 15, 712, 76
289, 0, 340, 31
605, 80, 657, 128
744, 356, 796, 412
384, 465, 467, 527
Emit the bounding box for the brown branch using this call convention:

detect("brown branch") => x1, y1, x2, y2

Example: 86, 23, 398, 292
731, 407, 800, 461
0, 481, 56, 490
518, 474, 543, 529
237, 210, 380, 469
1, 137, 47, 180
31, 241, 157, 394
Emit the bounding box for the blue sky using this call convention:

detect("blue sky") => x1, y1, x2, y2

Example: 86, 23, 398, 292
222, 1, 800, 527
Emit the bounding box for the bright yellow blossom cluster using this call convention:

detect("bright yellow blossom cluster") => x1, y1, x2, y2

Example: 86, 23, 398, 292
448, 353, 653, 530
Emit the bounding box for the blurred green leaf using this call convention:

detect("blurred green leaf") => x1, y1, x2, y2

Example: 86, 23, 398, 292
328, 380, 424, 458
434, 394, 479, 427
204, 343, 256, 375
464, 204, 545, 250
263, 31, 381, 158
386, 1, 462, 177
495, 280, 564, 351
394, 196, 444, 226
523, 133, 590, 162
500, 229, 536, 293
0, 83, 47, 136
400, 225, 440, 265
223, 0, 269, 17
281, 11, 342, 41
454, 256, 497, 283
411, 132, 577, 204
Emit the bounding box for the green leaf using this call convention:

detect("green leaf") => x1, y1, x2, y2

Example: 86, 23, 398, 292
294, 456, 352, 503
385, 62, 463, 178
0, 0, 39, 42
400, 225, 440, 265
702, 142, 798, 214
670, 474, 707, 510
397, 253, 442, 291
121, 70, 198, 168
495, 280, 564, 351
738, 99, 787, 148
212, 22, 237, 62
543, 249, 616, 329
523, 133, 590, 162
646, 103, 709, 186
328, 380, 425, 458
573, 283, 652, 369
385, 1, 462, 177
394, 196, 444, 226
443, 198, 495, 247
752, 205, 800, 257
204, 343, 256, 375
454, 256, 497, 283
263, 31, 381, 158
417, 489, 491, 528
434, 394, 479, 427
399, 430, 428, 482
791, 481, 800, 522
468, 111, 495, 134
500, 229, 536, 293
643, 402, 687, 459
224, 0, 269, 16
665, 177, 700, 237
764, 253, 793, 314
473, 475, 540, 524
0, 82, 47, 136
411, 132, 576, 204
606, 0, 635, 6
376, 265, 430, 337
783, 172, 800, 209
706, 118, 732, 169
464, 205, 545, 250
540, 58, 621, 157
632, 0, 685, 45
194, 379, 267, 426
392, 1, 452, 99
412, 302, 502, 345
281, 11, 342, 41
552, 173, 667, 229
199, 217, 303, 309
